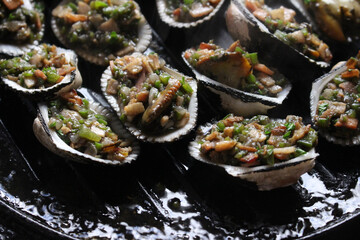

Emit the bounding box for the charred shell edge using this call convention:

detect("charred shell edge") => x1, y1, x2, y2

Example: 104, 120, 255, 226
51, 0, 152, 66
188, 123, 318, 191
0, 0, 45, 56
228, 0, 330, 68
1, 46, 83, 99
100, 61, 198, 143
310, 62, 360, 146
33, 100, 140, 165
181, 51, 292, 116
156, 0, 226, 28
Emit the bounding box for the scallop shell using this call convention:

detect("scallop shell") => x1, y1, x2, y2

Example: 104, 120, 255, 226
51, 0, 152, 66
181, 51, 292, 116
33, 97, 140, 165
156, 0, 226, 28
100, 56, 198, 143
310, 62, 360, 146
1, 46, 82, 100
189, 122, 318, 191
0, 0, 44, 56
226, 0, 330, 73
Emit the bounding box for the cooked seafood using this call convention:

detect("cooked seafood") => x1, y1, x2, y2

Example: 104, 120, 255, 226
304, 0, 360, 42
184, 40, 287, 97
101, 52, 198, 142
226, 1, 331, 70
0, 0, 44, 44
0, 43, 82, 99
311, 51, 360, 145
156, 0, 225, 28
33, 89, 139, 165
189, 114, 318, 190
51, 0, 151, 65
244, 0, 332, 62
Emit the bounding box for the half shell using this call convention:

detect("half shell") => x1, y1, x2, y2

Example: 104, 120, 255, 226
0, 45, 82, 100
51, 0, 152, 66
156, 0, 226, 28
310, 62, 360, 146
100, 53, 198, 143
182, 46, 292, 116
189, 119, 318, 191
0, 0, 45, 56
225, 0, 330, 74
33, 93, 140, 165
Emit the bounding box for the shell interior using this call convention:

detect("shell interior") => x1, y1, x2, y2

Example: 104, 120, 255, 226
51, 0, 152, 66
1, 46, 82, 99
34, 100, 140, 165
189, 123, 318, 191
100, 62, 198, 143
156, 0, 226, 28
227, 0, 330, 68
0, 0, 45, 57
310, 63, 360, 146
181, 51, 292, 116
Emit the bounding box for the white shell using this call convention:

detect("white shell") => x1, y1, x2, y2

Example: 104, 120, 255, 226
33, 100, 140, 165
0, 0, 44, 56
100, 55, 198, 143
1, 46, 82, 99
156, 0, 226, 28
189, 123, 318, 191
181, 52, 292, 117
310, 62, 360, 146
226, 1, 329, 68
51, 0, 152, 66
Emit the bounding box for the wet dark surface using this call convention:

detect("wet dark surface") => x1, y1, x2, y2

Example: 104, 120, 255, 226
1, 0, 360, 239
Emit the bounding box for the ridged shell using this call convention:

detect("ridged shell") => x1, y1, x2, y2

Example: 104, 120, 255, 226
181, 51, 292, 116
310, 62, 360, 146
189, 122, 318, 191
33, 97, 140, 165
100, 56, 198, 143
226, 0, 330, 73
0, 0, 45, 56
51, 0, 152, 66
1, 46, 82, 100
156, 0, 226, 28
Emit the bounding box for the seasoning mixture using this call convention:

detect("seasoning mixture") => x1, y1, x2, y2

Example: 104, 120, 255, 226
199, 114, 317, 166
315, 52, 360, 137
184, 40, 286, 97
106, 53, 194, 133
0, 0, 44, 43
165, 0, 221, 22
0, 44, 75, 89
52, 0, 141, 61
48, 90, 133, 161
245, 0, 332, 62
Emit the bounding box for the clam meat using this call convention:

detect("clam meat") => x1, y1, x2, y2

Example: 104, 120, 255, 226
0, 43, 82, 99
51, 0, 152, 65
101, 52, 198, 142
311, 51, 360, 145
189, 114, 319, 190
33, 89, 139, 165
